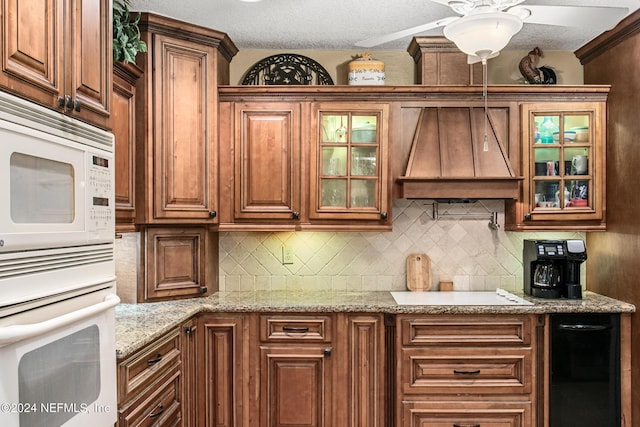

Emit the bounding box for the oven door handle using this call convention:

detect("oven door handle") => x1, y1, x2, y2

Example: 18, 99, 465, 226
0, 294, 120, 347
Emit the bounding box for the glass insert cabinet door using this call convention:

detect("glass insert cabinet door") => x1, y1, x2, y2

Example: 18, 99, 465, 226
530, 111, 594, 213
312, 104, 389, 220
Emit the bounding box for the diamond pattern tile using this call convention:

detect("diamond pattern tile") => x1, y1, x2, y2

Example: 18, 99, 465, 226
115, 201, 587, 294
216, 200, 586, 292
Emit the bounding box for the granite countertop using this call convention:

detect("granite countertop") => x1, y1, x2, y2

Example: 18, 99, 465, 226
115, 290, 635, 359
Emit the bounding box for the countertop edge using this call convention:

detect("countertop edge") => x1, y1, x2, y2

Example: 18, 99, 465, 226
115, 290, 635, 359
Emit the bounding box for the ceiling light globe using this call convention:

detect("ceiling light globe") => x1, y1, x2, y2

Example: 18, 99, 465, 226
443, 12, 523, 59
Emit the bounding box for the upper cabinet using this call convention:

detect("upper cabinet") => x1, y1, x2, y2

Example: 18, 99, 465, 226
227, 101, 303, 225
135, 13, 237, 225
113, 62, 143, 233
0, 0, 112, 129
309, 103, 390, 225
218, 89, 392, 231
506, 100, 607, 231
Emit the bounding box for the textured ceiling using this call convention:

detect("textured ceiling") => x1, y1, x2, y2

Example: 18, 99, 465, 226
130, 0, 639, 52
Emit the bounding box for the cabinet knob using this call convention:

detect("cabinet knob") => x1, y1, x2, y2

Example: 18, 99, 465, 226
323, 348, 332, 357
184, 326, 194, 334
380, 212, 388, 220
524, 213, 532, 221
209, 211, 217, 218
292, 211, 300, 220
73, 98, 81, 112
57, 97, 65, 108
65, 95, 74, 110
200, 286, 208, 294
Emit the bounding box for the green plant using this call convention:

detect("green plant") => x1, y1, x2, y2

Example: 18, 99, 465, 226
113, 0, 147, 64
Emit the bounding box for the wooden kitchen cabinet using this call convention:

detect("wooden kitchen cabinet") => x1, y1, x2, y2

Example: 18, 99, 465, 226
194, 312, 387, 426
309, 103, 391, 227
113, 61, 143, 232
506, 101, 607, 230
218, 101, 303, 227
334, 314, 387, 427
140, 226, 218, 302
218, 89, 392, 231
117, 325, 185, 427
136, 13, 237, 224
0, 0, 112, 129
396, 314, 541, 427
256, 314, 334, 427
197, 313, 249, 427
181, 318, 198, 427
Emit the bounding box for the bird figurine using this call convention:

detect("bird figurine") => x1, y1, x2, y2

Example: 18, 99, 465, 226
519, 47, 557, 84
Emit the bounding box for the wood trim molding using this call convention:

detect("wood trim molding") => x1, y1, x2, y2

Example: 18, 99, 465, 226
575, 9, 640, 65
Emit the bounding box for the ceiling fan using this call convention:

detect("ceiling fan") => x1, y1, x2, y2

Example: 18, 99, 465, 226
355, 0, 629, 63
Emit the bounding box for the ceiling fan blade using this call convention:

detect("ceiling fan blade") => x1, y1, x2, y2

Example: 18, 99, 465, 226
510, 5, 629, 30
354, 16, 459, 48
431, 0, 527, 14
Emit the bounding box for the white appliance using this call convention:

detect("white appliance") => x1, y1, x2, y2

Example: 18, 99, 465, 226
0, 91, 115, 316
0, 91, 118, 427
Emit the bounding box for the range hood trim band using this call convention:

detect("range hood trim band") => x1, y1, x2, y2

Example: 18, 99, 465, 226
397, 176, 523, 200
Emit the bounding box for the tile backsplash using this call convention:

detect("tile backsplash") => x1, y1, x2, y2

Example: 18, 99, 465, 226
115, 200, 585, 296
216, 200, 585, 292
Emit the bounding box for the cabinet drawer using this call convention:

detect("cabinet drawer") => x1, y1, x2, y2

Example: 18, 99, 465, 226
402, 401, 531, 427
260, 315, 332, 342
118, 328, 181, 403
401, 347, 532, 395
119, 367, 182, 427
401, 315, 534, 346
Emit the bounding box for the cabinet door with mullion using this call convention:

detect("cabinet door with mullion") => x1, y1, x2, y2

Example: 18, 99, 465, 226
309, 102, 390, 225
508, 101, 606, 230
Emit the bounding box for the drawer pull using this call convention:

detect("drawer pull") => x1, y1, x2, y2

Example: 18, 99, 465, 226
282, 326, 309, 334
149, 403, 164, 419
147, 353, 163, 366
453, 424, 480, 427
453, 369, 481, 375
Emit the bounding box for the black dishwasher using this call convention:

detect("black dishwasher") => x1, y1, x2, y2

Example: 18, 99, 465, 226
550, 313, 620, 427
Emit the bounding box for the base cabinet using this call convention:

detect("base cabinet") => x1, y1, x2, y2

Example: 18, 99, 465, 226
259, 345, 331, 427
396, 314, 540, 427
118, 310, 630, 427
402, 401, 531, 427
192, 312, 385, 427
117, 325, 189, 427
197, 314, 249, 427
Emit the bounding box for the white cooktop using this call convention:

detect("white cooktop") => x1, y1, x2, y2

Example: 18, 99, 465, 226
391, 289, 533, 306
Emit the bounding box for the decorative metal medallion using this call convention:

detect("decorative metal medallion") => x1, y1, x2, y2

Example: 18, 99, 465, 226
241, 53, 334, 85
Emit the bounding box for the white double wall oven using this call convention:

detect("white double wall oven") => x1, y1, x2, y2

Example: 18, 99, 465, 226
0, 91, 118, 427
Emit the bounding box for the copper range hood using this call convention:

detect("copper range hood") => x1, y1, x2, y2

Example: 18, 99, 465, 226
397, 106, 523, 200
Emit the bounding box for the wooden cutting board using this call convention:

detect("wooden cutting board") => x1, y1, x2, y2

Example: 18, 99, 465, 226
406, 253, 431, 291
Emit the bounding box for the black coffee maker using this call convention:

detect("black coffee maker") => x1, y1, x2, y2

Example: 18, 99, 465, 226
523, 239, 587, 299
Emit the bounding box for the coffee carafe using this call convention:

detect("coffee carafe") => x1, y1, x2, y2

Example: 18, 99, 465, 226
523, 239, 587, 299
533, 263, 561, 289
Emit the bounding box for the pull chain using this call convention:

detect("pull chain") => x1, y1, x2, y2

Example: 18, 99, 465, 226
483, 58, 489, 152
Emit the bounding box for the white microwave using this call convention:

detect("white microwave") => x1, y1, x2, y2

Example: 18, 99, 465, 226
0, 92, 116, 314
